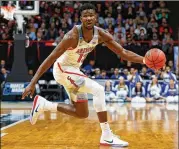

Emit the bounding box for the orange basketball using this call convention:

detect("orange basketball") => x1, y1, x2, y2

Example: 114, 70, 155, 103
144, 48, 166, 70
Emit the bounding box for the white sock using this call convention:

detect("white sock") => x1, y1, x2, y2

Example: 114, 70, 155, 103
100, 122, 111, 136
44, 100, 58, 112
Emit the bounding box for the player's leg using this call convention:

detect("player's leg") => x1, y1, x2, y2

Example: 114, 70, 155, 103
77, 77, 128, 147
56, 89, 89, 118
30, 62, 90, 124
30, 91, 89, 125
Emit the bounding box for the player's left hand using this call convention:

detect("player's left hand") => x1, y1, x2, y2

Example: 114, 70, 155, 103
21, 83, 35, 99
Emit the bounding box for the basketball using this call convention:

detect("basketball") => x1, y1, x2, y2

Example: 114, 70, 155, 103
144, 48, 166, 70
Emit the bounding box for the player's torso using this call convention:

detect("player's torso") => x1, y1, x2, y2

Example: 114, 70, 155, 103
57, 25, 98, 68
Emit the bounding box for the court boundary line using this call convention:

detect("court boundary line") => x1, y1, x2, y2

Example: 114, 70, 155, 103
1, 133, 8, 137
1, 117, 29, 131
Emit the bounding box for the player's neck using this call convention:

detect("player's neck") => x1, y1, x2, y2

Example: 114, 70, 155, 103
81, 25, 94, 43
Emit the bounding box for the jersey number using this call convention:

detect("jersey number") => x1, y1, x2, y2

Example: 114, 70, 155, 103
77, 53, 87, 63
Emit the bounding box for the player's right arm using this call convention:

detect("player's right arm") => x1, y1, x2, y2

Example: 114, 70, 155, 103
22, 28, 78, 99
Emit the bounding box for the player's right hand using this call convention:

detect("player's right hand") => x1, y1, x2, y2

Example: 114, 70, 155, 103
21, 83, 35, 100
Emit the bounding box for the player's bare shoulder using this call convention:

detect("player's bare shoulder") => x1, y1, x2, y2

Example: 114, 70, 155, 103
97, 27, 113, 44
64, 27, 78, 40
62, 26, 79, 49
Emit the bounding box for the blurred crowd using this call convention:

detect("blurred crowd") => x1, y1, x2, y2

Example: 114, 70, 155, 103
104, 76, 178, 103
82, 59, 178, 103
0, 1, 175, 51
0, 1, 177, 70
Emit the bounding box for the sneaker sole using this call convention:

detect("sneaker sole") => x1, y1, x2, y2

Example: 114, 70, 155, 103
100, 143, 129, 147
30, 95, 40, 125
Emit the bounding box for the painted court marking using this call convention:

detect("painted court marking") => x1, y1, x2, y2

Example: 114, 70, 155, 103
1, 117, 29, 131
1, 133, 8, 137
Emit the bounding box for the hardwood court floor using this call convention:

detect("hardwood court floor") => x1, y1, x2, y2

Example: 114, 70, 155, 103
1, 102, 178, 149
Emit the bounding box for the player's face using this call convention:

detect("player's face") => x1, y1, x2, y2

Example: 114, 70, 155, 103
80, 9, 96, 30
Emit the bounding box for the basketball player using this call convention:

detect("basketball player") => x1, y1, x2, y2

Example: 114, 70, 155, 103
22, 3, 145, 147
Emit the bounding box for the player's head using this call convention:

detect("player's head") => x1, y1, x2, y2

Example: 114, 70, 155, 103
80, 3, 97, 30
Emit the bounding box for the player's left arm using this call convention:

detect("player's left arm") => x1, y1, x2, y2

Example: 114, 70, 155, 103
98, 28, 145, 64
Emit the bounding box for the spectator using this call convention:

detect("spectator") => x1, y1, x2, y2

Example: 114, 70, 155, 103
110, 68, 120, 79
92, 68, 101, 79
115, 76, 129, 101
125, 61, 138, 71
140, 66, 150, 79
36, 30, 44, 41
136, 28, 148, 41
157, 9, 169, 23
134, 23, 147, 37
150, 33, 162, 49
107, 24, 114, 35
63, 13, 72, 27
153, 69, 162, 80
0, 60, 6, 69
146, 76, 163, 101
127, 68, 143, 86
131, 82, 146, 102
125, 6, 136, 19
157, 1, 170, 23
39, 22, 48, 39
161, 66, 177, 84
29, 30, 45, 66
105, 13, 115, 27
46, 22, 58, 40
150, 9, 158, 21
147, 17, 158, 31
61, 20, 70, 33
167, 60, 175, 72
82, 60, 95, 76
105, 80, 116, 102
115, 14, 123, 25
146, 2, 156, 16
27, 22, 37, 40
97, 70, 109, 79
164, 79, 178, 103
116, 5, 122, 16
136, 8, 148, 28
54, 30, 65, 45
73, 16, 81, 26
125, 34, 135, 47
114, 28, 126, 44
74, 1, 82, 9
162, 32, 173, 54
122, 68, 129, 80
159, 18, 173, 39
97, 14, 105, 27
28, 69, 34, 76
0, 68, 8, 83
114, 22, 126, 34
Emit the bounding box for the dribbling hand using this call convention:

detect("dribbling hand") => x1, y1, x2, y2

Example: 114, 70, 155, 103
21, 83, 35, 99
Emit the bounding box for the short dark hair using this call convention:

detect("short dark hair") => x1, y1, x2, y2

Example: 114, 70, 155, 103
80, 3, 96, 14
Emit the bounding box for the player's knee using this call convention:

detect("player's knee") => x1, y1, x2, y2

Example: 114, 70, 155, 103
93, 84, 104, 96
93, 85, 106, 112
98, 85, 104, 92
